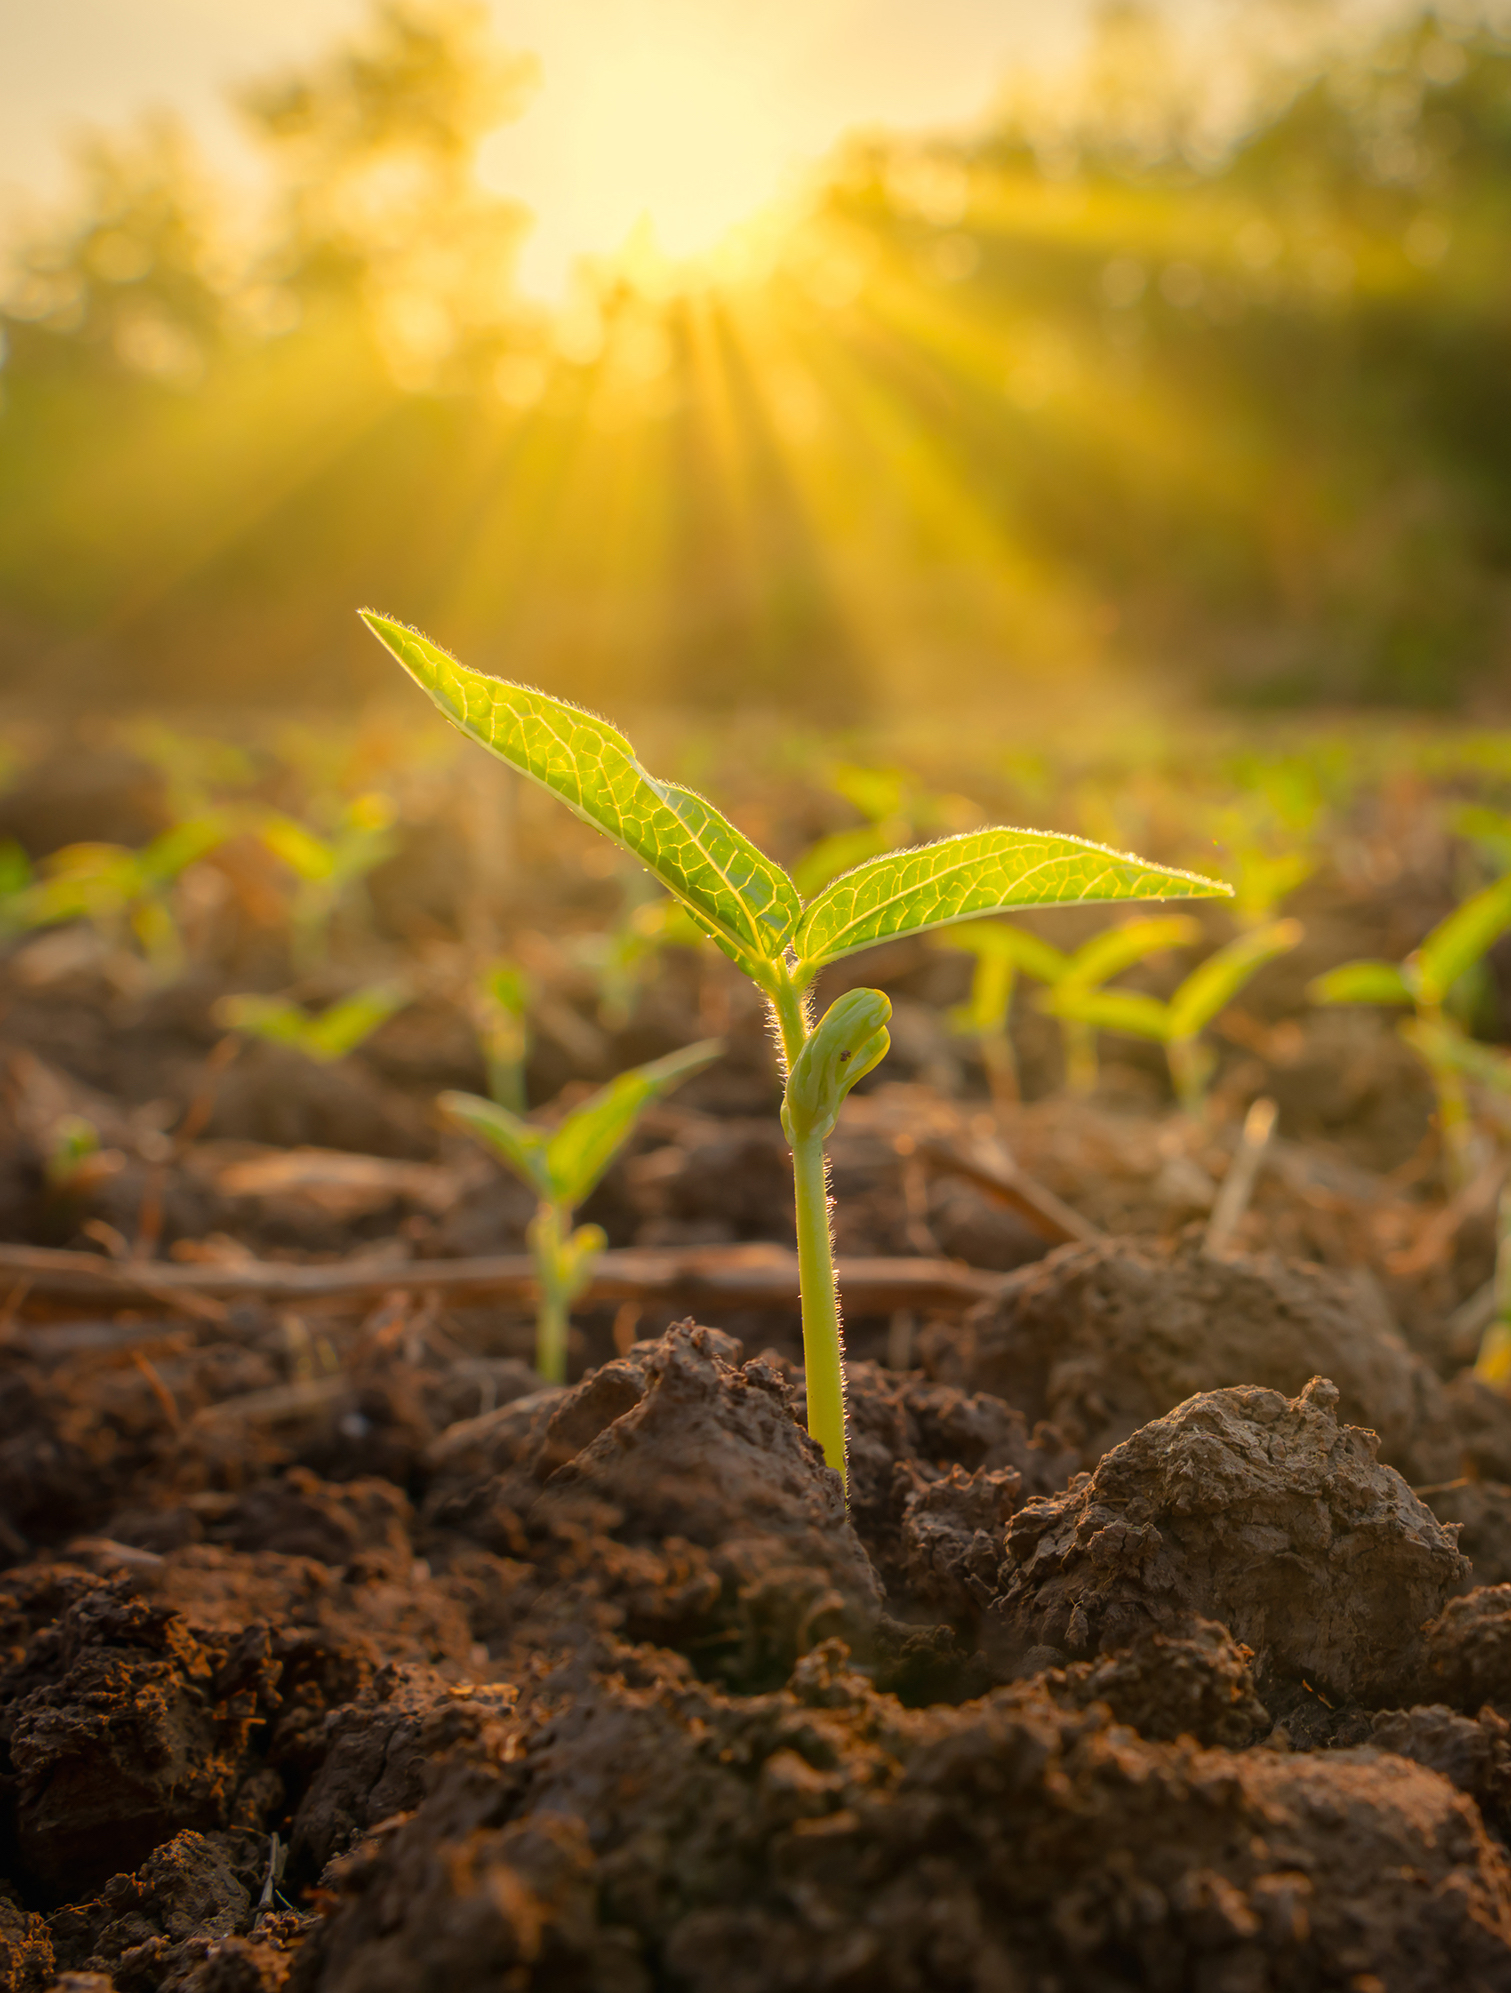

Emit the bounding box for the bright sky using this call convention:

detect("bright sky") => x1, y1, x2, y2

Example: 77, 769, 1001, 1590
0, 0, 1401, 297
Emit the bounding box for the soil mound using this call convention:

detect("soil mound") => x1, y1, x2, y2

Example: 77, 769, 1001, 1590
927, 1235, 1465, 1483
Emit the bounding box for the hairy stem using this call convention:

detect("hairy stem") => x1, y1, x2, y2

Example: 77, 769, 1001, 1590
791, 1126, 847, 1484
768, 968, 849, 1490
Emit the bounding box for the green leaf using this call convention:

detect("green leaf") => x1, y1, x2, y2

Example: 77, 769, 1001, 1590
829, 763, 908, 824
139, 813, 233, 886
1040, 985, 1174, 1043
791, 829, 1230, 978
258, 811, 335, 883
1167, 919, 1302, 1040
440, 1090, 552, 1195
1062, 914, 1203, 991
361, 613, 799, 971
1308, 959, 1414, 1008
932, 919, 1069, 983
544, 1038, 723, 1207
1400, 1014, 1511, 1094
306, 983, 409, 1060
1417, 871, 1511, 1005
216, 983, 407, 1064
793, 823, 896, 899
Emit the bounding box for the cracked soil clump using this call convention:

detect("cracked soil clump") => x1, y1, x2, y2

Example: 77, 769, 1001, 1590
991, 1374, 1468, 1702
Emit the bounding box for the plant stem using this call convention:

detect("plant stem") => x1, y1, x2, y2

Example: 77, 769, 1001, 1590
1062, 1016, 1098, 1094
531, 1202, 572, 1384
768, 967, 849, 1490
537, 1288, 569, 1385
791, 1126, 847, 1484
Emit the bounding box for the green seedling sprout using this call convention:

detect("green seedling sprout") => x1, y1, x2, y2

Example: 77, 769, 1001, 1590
793, 761, 980, 898
214, 982, 409, 1064
127, 723, 259, 817
42, 1114, 123, 1199
6, 816, 233, 980
1474, 1186, 1511, 1390
567, 877, 707, 1030
474, 958, 533, 1112
1453, 804, 1511, 879
257, 792, 399, 971
441, 1040, 723, 1382
1310, 871, 1511, 1187
361, 611, 1231, 1486
933, 920, 1031, 1104
934, 914, 1205, 1098
1044, 919, 1303, 1116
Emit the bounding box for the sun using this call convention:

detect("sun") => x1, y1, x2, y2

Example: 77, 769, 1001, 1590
477, 31, 804, 297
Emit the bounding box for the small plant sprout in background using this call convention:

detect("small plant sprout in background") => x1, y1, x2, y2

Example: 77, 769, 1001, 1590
214, 982, 409, 1064
256, 792, 399, 972
1043, 919, 1304, 1117
932, 920, 1033, 1105
473, 958, 533, 1113
1310, 870, 1511, 1186
793, 761, 980, 897
567, 876, 709, 1031
1200, 750, 1338, 928
935, 914, 1204, 1100
3, 816, 234, 983
42, 1113, 124, 1201
1473, 1185, 1511, 1391
363, 611, 1231, 1488
441, 1040, 723, 1383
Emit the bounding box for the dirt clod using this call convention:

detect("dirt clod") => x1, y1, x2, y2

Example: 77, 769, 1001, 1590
993, 1375, 1468, 1701
929, 1236, 1465, 1483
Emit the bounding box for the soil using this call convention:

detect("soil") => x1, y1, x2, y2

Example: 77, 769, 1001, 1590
6, 752, 1511, 1987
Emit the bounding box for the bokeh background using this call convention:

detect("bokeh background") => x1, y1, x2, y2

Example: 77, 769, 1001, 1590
2, 0, 1509, 719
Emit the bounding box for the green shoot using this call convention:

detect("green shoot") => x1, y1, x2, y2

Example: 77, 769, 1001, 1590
1450, 803, 1511, 879
1311, 871, 1511, 1186
362, 610, 1231, 1485
442, 1040, 723, 1382
473, 958, 532, 1113
0, 839, 34, 904
257, 793, 399, 971
568, 880, 707, 1030
934, 914, 1203, 1098
214, 982, 409, 1064
1474, 1184, 1511, 1391
43, 1114, 123, 1199
793, 761, 980, 897
126, 723, 259, 817
1043, 919, 1303, 1116
5, 816, 232, 981
933, 920, 1032, 1104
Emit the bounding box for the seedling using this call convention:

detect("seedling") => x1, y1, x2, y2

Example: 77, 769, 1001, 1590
934, 914, 1204, 1098
5, 816, 233, 981
441, 1041, 722, 1382
1205, 804, 1318, 928
362, 611, 1230, 1485
1043, 919, 1303, 1115
214, 982, 409, 1063
473, 958, 532, 1112
1310, 871, 1511, 1185
1473, 1186, 1511, 1390
257, 793, 399, 971
794, 761, 979, 897
1453, 803, 1511, 879
569, 881, 708, 1030
42, 1113, 123, 1199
